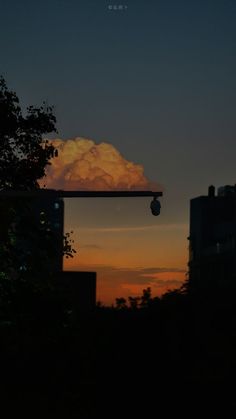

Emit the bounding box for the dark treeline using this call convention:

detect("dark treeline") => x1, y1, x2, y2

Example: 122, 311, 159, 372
0, 282, 236, 417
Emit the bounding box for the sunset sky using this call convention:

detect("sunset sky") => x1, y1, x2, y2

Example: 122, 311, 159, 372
1, 0, 236, 304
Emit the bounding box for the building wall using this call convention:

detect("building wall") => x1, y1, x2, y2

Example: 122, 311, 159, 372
30, 197, 97, 311
31, 197, 64, 272
188, 186, 236, 290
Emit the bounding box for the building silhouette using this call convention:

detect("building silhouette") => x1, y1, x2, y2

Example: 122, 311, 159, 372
188, 185, 236, 291
31, 196, 96, 311
31, 196, 64, 272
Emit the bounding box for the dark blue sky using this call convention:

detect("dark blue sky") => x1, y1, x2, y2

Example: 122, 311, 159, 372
1, 0, 236, 223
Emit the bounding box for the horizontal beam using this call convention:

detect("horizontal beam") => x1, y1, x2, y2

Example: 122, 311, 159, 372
0, 189, 163, 198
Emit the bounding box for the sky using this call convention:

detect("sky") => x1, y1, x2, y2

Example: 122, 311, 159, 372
1, 0, 236, 304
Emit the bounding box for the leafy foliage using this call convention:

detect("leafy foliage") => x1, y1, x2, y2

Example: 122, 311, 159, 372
0, 76, 57, 190
0, 77, 75, 312
63, 231, 77, 259
113, 287, 160, 311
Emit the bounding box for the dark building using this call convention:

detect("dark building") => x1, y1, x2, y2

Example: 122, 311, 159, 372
1, 192, 96, 311
31, 196, 64, 272
31, 196, 97, 311
188, 185, 236, 291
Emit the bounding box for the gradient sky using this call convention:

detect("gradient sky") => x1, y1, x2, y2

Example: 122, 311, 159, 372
1, 0, 236, 304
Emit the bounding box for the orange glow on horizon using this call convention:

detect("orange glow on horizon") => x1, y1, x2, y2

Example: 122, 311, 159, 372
63, 216, 188, 305
65, 260, 187, 305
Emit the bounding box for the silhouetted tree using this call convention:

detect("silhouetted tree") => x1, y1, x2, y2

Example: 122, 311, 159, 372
115, 297, 127, 310
128, 296, 140, 309
0, 77, 75, 314
140, 287, 152, 308
0, 76, 56, 191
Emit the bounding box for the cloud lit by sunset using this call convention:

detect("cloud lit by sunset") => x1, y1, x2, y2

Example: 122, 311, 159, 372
41, 137, 160, 191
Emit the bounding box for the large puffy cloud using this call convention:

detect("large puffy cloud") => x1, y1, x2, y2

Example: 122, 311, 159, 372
40, 137, 159, 191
